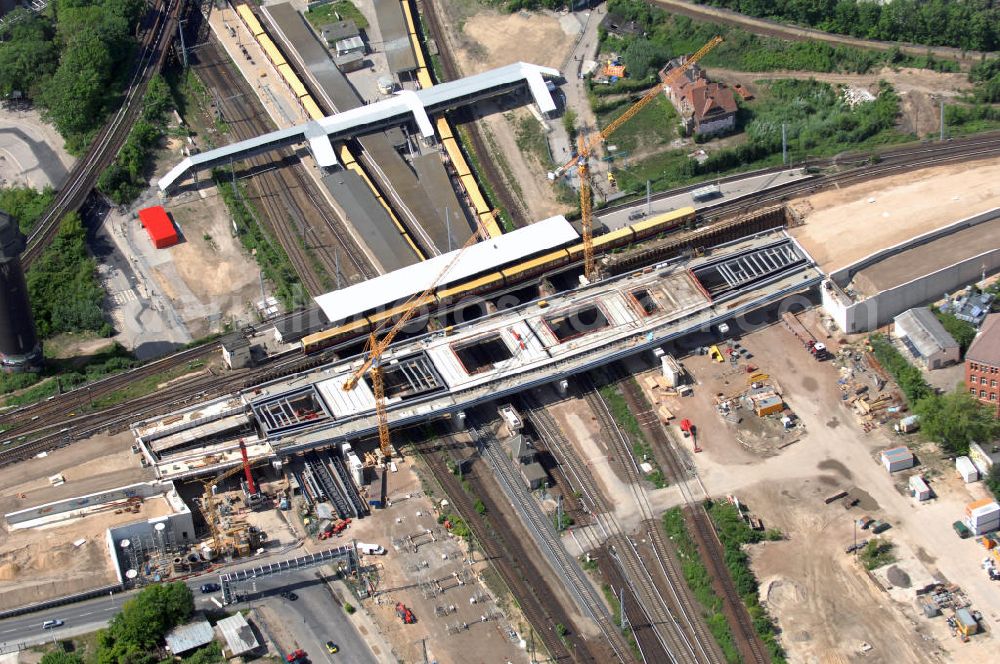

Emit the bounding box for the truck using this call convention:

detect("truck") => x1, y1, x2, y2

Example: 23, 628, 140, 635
395, 602, 415, 624
781, 312, 830, 361
871, 521, 891, 534
356, 542, 386, 555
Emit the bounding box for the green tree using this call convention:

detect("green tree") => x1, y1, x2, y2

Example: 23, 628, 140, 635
932, 309, 977, 351
914, 391, 1000, 455
0, 9, 59, 98
986, 463, 1000, 501
26, 212, 110, 338
0, 186, 55, 234
38, 29, 113, 144
97, 582, 194, 664
622, 38, 668, 80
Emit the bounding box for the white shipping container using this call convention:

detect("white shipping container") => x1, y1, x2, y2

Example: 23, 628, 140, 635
661, 355, 684, 388
908, 475, 931, 501
956, 456, 980, 483
969, 503, 1000, 519
968, 513, 1000, 528
966, 518, 999, 536
968, 516, 1000, 531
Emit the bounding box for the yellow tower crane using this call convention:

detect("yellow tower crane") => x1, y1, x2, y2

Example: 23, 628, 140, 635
555, 36, 723, 280
342, 228, 484, 463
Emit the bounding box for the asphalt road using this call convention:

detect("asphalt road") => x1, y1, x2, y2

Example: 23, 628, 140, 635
0, 576, 212, 652
0, 556, 374, 661
238, 569, 377, 664
597, 167, 813, 230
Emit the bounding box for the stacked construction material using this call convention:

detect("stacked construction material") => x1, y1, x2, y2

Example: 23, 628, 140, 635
965, 499, 1000, 536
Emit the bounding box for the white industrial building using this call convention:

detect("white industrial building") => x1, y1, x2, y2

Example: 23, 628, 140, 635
893, 307, 960, 369
881, 446, 915, 473
822, 208, 1000, 333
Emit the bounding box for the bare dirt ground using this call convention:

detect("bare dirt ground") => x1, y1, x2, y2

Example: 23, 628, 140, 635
161, 191, 264, 335
0, 106, 75, 190
333, 457, 531, 664
436, 0, 579, 221
455, 7, 576, 73
0, 431, 155, 606
0, 493, 171, 607
478, 107, 568, 221
673, 317, 999, 663
710, 66, 973, 136
0, 431, 148, 513
789, 157, 1000, 273
748, 480, 943, 664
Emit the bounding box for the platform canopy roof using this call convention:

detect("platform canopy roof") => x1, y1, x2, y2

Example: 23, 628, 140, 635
313, 215, 578, 325
158, 62, 560, 191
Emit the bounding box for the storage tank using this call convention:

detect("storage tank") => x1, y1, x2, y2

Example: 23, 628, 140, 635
0, 211, 41, 373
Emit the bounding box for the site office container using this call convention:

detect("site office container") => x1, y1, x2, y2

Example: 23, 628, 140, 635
137, 206, 179, 249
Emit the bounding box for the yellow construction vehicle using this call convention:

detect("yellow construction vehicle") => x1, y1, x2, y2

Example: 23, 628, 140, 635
554, 36, 723, 280
200, 459, 265, 557
342, 229, 484, 464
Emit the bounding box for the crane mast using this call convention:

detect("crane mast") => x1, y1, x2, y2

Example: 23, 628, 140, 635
559, 36, 723, 281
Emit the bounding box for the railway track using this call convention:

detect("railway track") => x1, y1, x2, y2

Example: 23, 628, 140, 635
476, 425, 630, 662
0, 349, 326, 468
614, 372, 771, 664
523, 394, 712, 664
418, 0, 526, 227
603, 132, 1000, 224
190, 29, 376, 294
414, 433, 583, 663
0, 343, 219, 433
22, 0, 183, 268
583, 377, 721, 664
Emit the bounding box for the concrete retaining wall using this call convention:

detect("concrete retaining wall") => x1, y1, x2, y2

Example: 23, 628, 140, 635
4, 481, 170, 528
824, 208, 1000, 333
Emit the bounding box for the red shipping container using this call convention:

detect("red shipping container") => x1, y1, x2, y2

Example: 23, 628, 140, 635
137, 206, 179, 249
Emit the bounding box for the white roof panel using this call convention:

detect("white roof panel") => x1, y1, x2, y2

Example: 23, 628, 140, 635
314, 215, 578, 324
315, 372, 377, 418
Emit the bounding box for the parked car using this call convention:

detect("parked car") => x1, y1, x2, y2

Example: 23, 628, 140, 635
42, 619, 64, 629
325, 641, 339, 654
199, 583, 221, 593
280, 591, 298, 601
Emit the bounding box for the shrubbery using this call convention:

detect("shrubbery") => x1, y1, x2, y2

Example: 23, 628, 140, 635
98, 75, 173, 205
0, 1, 148, 153
26, 212, 111, 338
614, 78, 901, 193
707, 501, 786, 663
691, 0, 1000, 52
604, 0, 959, 76
663, 508, 740, 662
0, 186, 55, 234
870, 334, 1000, 455
213, 171, 305, 311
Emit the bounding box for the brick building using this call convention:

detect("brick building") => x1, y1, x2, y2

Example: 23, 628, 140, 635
660, 56, 737, 137
966, 313, 1000, 416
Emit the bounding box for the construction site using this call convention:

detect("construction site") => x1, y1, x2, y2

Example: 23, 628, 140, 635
3, 1, 1000, 663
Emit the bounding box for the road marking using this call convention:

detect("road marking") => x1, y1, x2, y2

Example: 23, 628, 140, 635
78, 612, 93, 617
